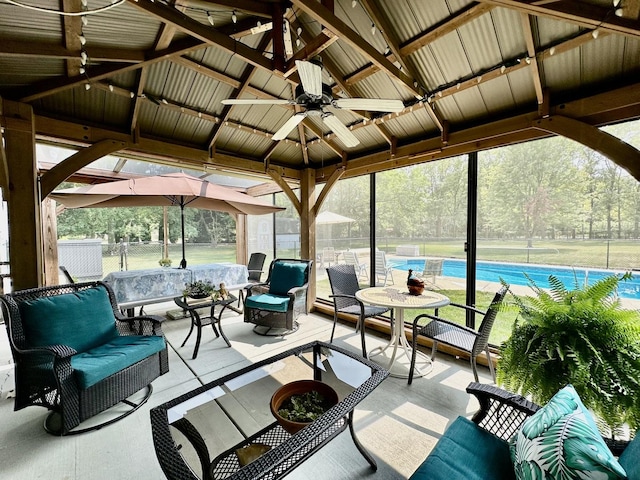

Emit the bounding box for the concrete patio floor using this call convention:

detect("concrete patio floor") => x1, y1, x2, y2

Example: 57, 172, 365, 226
0, 301, 495, 480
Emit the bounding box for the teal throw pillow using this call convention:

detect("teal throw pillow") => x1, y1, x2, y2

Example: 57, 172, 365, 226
269, 262, 307, 296
509, 384, 626, 480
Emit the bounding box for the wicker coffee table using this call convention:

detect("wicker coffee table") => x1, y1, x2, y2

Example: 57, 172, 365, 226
150, 341, 389, 480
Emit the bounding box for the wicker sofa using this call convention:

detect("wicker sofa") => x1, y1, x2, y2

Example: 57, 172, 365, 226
410, 383, 639, 480
0, 281, 169, 435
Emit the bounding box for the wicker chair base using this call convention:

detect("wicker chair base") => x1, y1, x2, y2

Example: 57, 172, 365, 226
44, 384, 154, 436
252, 322, 299, 336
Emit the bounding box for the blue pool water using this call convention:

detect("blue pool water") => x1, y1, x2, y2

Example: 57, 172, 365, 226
389, 258, 640, 300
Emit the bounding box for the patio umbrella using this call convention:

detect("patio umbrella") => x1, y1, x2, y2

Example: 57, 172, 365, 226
316, 211, 355, 225
50, 172, 284, 268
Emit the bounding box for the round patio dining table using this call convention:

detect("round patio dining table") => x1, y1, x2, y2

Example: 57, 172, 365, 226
355, 287, 450, 378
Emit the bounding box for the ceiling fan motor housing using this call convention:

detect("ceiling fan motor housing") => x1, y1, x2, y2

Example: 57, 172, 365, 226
295, 83, 334, 113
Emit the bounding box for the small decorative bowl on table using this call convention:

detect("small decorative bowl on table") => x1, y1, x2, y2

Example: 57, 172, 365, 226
270, 380, 339, 434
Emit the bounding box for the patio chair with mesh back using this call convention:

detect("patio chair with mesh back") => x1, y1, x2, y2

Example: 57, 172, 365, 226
237, 252, 267, 307
321, 247, 337, 267
374, 250, 394, 286
343, 250, 368, 281
422, 258, 444, 288
408, 285, 508, 385
326, 264, 391, 357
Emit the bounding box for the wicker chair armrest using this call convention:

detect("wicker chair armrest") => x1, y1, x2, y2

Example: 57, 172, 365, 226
287, 284, 308, 296
466, 382, 540, 441
412, 313, 480, 337
16, 343, 77, 359
115, 314, 166, 336
246, 282, 269, 294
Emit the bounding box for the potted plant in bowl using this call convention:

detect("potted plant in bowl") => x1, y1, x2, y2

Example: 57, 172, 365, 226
183, 280, 215, 299
497, 272, 640, 437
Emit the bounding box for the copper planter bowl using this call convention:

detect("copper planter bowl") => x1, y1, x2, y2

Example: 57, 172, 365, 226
270, 380, 339, 434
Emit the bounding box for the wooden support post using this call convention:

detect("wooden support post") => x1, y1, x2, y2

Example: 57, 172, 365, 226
235, 213, 248, 266
299, 168, 316, 306
2, 99, 43, 289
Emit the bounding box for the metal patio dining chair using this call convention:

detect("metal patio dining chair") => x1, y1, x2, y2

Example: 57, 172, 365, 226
408, 285, 508, 385
326, 264, 391, 357
422, 258, 444, 288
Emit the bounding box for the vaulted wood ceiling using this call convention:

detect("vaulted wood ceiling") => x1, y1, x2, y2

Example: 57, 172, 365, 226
1, 0, 640, 187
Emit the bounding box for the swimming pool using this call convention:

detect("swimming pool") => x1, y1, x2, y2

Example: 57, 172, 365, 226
388, 258, 640, 300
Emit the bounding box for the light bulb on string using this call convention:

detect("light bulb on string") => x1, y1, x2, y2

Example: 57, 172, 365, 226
79, 34, 86, 46
231, 10, 237, 24
80, 51, 88, 64
207, 12, 214, 26
296, 39, 301, 47
371, 23, 376, 35
79, 67, 85, 74
384, 46, 391, 55
108, 84, 114, 92
84, 83, 91, 91
352, 0, 357, 8
615, 7, 623, 16
592, 29, 599, 39
81, 0, 87, 6
296, 27, 302, 35
82, 15, 88, 27
613, 0, 621, 6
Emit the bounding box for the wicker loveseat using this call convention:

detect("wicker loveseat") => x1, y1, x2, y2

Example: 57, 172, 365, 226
0, 281, 169, 435
410, 383, 639, 480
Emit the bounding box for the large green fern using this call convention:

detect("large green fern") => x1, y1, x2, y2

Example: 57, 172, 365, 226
497, 272, 640, 435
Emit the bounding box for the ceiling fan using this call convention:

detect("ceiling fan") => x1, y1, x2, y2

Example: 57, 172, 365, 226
221, 58, 405, 147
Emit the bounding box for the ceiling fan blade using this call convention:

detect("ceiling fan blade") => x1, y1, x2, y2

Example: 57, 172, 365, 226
221, 99, 292, 105
295, 60, 323, 98
272, 112, 306, 141
333, 98, 405, 112
322, 113, 359, 148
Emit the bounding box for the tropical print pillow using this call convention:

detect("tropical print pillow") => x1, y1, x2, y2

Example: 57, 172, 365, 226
509, 385, 627, 480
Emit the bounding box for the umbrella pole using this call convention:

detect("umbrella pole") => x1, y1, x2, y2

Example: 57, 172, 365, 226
180, 201, 187, 269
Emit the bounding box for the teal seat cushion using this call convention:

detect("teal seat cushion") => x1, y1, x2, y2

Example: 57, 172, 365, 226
19, 286, 117, 354
509, 384, 626, 480
409, 416, 515, 480
71, 335, 166, 389
269, 262, 307, 296
619, 435, 640, 480
245, 293, 290, 313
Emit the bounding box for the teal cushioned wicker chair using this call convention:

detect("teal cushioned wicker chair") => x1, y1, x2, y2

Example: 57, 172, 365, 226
243, 258, 313, 336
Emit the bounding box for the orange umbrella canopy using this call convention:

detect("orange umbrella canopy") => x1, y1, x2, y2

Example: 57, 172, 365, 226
49, 172, 283, 216
50, 172, 284, 268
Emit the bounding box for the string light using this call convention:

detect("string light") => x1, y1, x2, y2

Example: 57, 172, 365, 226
525, 57, 531, 64
80, 51, 87, 64
549, 47, 556, 56
207, 11, 214, 25
592, 29, 599, 39
84, 83, 91, 91
352, 0, 357, 7
130, 91, 135, 98
613, 0, 621, 6
371, 23, 376, 35
78, 34, 86, 45
231, 10, 237, 23
615, 7, 623, 16
81, 15, 88, 26
384, 46, 391, 55
500, 65, 506, 73
108, 84, 114, 92
79, 66, 85, 74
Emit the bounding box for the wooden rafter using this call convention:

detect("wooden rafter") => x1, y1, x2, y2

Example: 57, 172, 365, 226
520, 13, 544, 105
62, 0, 83, 77
478, 0, 640, 37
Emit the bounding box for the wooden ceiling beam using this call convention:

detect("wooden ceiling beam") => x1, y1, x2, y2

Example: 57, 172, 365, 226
520, 13, 544, 105
291, 0, 420, 99
400, 3, 494, 57
15, 37, 207, 102
479, 0, 640, 38
0, 40, 145, 63
62, 0, 83, 78
126, 0, 273, 71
